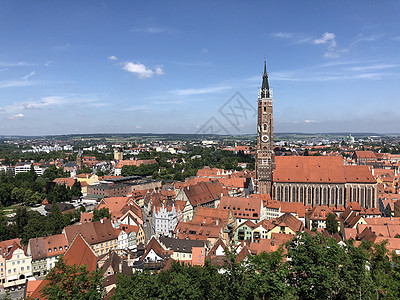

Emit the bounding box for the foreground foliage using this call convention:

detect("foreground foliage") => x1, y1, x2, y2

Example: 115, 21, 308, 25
113, 233, 400, 300
40, 257, 104, 300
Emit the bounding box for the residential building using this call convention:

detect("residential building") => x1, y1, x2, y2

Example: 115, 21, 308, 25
27, 234, 68, 278
63, 219, 119, 256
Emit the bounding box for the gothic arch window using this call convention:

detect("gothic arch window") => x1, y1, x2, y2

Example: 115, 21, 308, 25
367, 187, 372, 208
277, 186, 281, 202
299, 187, 304, 204
352, 186, 357, 202
330, 188, 336, 206
263, 124, 267, 131
292, 186, 297, 202
322, 187, 328, 205
360, 187, 365, 208
315, 187, 320, 205
284, 186, 289, 202
307, 187, 312, 206
338, 188, 343, 206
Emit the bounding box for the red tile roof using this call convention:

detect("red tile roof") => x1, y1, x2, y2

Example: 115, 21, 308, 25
183, 180, 226, 207
64, 219, 118, 245
274, 156, 375, 183
219, 196, 261, 220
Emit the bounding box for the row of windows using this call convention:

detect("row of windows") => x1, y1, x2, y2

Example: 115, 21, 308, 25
276, 185, 376, 208
48, 246, 67, 253
276, 185, 347, 206
7, 266, 30, 273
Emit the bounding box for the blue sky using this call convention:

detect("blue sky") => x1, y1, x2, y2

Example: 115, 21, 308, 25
1, 1, 400, 135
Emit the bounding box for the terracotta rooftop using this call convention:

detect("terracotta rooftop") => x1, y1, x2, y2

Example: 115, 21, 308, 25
274, 156, 375, 183
64, 219, 118, 245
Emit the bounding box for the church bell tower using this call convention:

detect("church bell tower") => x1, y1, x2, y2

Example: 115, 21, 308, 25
255, 59, 275, 195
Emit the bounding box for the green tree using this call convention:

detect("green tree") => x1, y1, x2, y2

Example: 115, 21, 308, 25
71, 180, 82, 198
46, 204, 65, 235
93, 208, 111, 222
40, 256, 104, 300
326, 212, 338, 234
248, 248, 292, 299
286, 233, 346, 299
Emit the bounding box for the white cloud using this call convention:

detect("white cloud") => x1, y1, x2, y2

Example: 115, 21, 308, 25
0, 107, 4, 111
202, 48, 209, 54
44, 61, 53, 67
125, 105, 150, 111
0, 80, 34, 89
108, 55, 118, 61
170, 85, 231, 96
122, 62, 164, 79
53, 43, 70, 52
349, 64, 398, 71
351, 34, 380, 46
0, 68, 7, 72
313, 32, 348, 58
5, 95, 101, 112
304, 120, 316, 123
155, 66, 164, 75
272, 32, 293, 39
21, 71, 36, 80
9, 114, 24, 120
131, 27, 167, 34
314, 32, 337, 48
271, 32, 313, 44
0, 61, 31, 67
22, 96, 63, 109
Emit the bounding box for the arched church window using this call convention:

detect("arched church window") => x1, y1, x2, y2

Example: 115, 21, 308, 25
330, 188, 336, 206
315, 187, 320, 205
284, 186, 289, 202
263, 124, 267, 131
352, 187, 357, 201
360, 187, 365, 208
322, 187, 328, 205
367, 188, 372, 208
307, 187, 312, 205
338, 188, 343, 206
299, 187, 304, 203
292, 186, 297, 202
277, 186, 281, 202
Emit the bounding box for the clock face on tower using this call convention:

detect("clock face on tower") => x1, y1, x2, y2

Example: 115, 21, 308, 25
261, 135, 269, 143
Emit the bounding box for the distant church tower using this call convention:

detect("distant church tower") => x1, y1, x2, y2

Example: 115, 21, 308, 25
255, 59, 275, 195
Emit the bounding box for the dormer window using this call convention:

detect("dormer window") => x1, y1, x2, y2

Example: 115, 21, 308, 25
48, 249, 52, 253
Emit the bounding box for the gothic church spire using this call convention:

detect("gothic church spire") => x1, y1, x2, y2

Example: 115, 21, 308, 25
261, 58, 270, 98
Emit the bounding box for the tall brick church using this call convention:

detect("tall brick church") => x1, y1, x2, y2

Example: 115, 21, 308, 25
254, 60, 275, 195
255, 60, 378, 208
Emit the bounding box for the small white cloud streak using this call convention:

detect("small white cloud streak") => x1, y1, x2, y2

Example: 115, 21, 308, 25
9, 114, 24, 120
0, 61, 31, 67
170, 85, 232, 96
0, 80, 34, 89
131, 27, 167, 34
351, 34, 380, 46
125, 105, 151, 111
5, 96, 102, 112
304, 120, 316, 123
21, 71, 36, 80
108, 55, 118, 61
